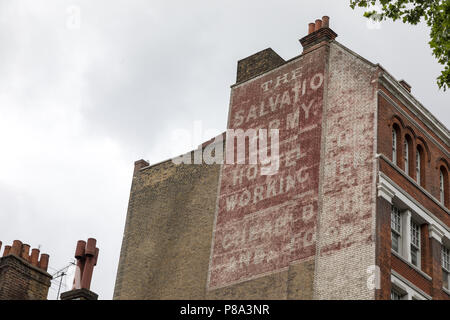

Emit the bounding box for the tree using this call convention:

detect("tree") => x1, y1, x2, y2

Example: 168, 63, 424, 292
350, 0, 449, 91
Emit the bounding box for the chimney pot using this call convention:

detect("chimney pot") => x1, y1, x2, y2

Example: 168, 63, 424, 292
315, 19, 322, 31
11, 240, 22, 256
75, 240, 86, 259
3, 245, 11, 257
93, 248, 100, 266
308, 23, 315, 34
85, 238, 97, 256
39, 253, 50, 272
322, 16, 330, 28
31, 248, 40, 266
21, 244, 31, 261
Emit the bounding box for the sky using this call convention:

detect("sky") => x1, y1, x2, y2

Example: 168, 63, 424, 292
0, 0, 448, 299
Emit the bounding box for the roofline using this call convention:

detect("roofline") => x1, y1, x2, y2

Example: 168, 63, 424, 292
378, 71, 449, 146
331, 41, 449, 145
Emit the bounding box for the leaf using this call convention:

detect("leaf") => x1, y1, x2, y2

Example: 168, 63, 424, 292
350, 0, 450, 90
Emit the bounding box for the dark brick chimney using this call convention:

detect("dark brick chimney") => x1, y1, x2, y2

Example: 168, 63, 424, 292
0, 240, 52, 300
236, 48, 285, 84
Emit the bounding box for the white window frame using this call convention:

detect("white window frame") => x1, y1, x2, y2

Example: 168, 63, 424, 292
391, 272, 429, 300
442, 246, 450, 290
416, 148, 421, 185
391, 205, 402, 254
410, 220, 421, 269
390, 287, 406, 300
392, 128, 397, 164
440, 170, 445, 205
390, 206, 423, 269
404, 139, 409, 175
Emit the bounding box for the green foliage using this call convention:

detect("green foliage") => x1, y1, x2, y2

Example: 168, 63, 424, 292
350, 0, 449, 91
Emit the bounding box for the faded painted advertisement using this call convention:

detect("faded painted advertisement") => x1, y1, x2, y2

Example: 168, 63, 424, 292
208, 52, 326, 289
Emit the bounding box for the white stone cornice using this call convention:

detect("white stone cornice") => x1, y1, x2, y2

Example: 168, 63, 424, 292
377, 180, 396, 204
429, 224, 444, 243
378, 172, 450, 241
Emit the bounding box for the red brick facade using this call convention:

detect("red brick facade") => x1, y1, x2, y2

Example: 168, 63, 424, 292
376, 70, 449, 300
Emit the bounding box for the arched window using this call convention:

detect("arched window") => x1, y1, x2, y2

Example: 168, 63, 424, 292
392, 125, 400, 165
441, 170, 445, 203
392, 128, 397, 163
404, 135, 413, 175
404, 139, 409, 175
440, 167, 448, 206
416, 148, 421, 185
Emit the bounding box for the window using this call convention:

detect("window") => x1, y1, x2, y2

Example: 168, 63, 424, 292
392, 128, 397, 164
404, 139, 409, 175
391, 288, 405, 300
416, 148, 421, 185
410, 221, 420, 268
391, 205, 401, 253
439, 166, 448, 207
443, 246, 450, 290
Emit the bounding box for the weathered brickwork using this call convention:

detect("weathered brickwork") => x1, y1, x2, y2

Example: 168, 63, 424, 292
114, 157, 221, 299
114, 17, 449, 300
0, 255, 51, 300
236, 48, 285, 84
391, 254, 432, 295
209, 44, 326, 291
375, 197, 392, 300
313, 42, 378, 300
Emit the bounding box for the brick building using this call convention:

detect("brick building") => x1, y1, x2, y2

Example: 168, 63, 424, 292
114, 17, 449, 300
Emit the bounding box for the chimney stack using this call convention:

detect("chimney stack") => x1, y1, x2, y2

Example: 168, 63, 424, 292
61, 238, 100, 300
0, 240, 52, 299
300, 16, 338, 53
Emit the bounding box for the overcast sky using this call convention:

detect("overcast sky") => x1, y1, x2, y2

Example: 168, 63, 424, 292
0, 0, 448, 299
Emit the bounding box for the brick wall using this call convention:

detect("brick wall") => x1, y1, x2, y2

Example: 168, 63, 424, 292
377, 90, 449, 215
313, 41, 378, 300
0, 255, 51, 300
376, 72, 449, 300
207, 38, 326, 296
375, 197, 392, 299
236, 48, 285, 84
113, 157, 222, 299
